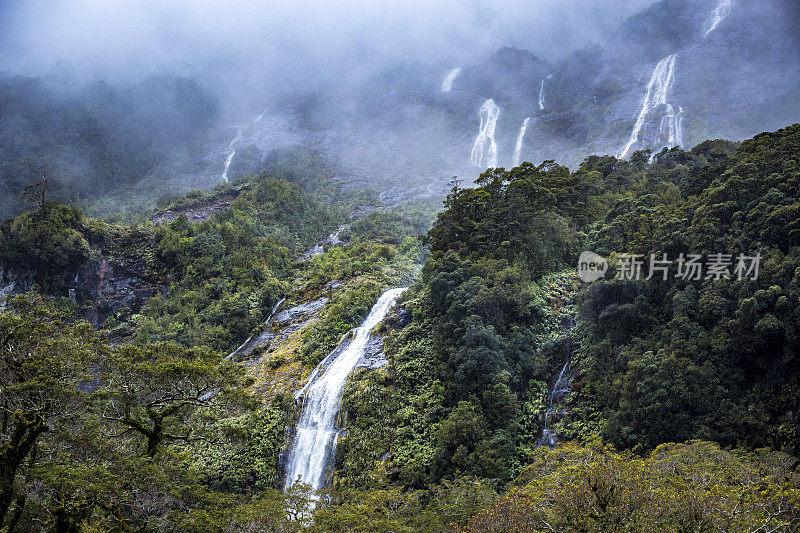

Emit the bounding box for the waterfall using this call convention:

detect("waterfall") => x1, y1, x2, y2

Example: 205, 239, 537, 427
658, 104, 684, 151
617, 54, 682, 159
538, 74, 552, 110
538, 318, 575, 448
284, 288, 406, 493
470, 99, 501, 169
703, 0, 733, 37
511, 117, 531, 167
0, 281, 15, 309
538, 361, 573, 448
441, 68, 461, 92
221, 125, 241, 183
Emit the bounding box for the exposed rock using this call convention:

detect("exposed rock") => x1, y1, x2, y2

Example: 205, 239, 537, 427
0, 259, 161, 327
355, 334, 388, 370
0, 265, 33, 309
324, 280, 345, 291
272, 298, 328, 326
150, 193, 236, 225
77, 258, 163, 326
231, 297, 328, 363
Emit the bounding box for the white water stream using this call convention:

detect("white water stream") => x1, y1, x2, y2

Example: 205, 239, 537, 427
441, 68, 461, 92
617, 54, 682, 159
703, 0, 733, 37
469, 99, 501, 169
511, 117, 531, 167
538, 74, 552, 110
221, 125, 241, 183
284, 287, 406, 492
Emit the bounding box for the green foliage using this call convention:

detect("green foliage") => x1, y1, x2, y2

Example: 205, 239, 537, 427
0, 203, 90, 289
578, 124, 800, 453
0, 294, 100, 530
0, 293, 310, 532
299, 277, 384, 366
337, 370, 400, 488
192, 402, 288, 492
133, 172, 344, 352
457, 441, 800, 533
99, 341, 254, 457
311, 472, 497, 533
337, 124, 800, 497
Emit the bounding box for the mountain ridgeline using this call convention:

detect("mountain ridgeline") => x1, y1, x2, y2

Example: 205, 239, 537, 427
1, 0, 798, 219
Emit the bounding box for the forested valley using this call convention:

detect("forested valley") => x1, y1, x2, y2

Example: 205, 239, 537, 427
1, 124, 798, 531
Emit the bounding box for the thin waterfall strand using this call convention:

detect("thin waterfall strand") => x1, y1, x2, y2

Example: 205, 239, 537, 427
441, 68, 461, 92
617, 55, 680, 159
221, 126, 241, 183
538, 74, 552, 110
284, 288, 406, 492
512, 117, 531, 167
470, 99, 501, 169
539, 317, 576, 448
703, 0, 733, 37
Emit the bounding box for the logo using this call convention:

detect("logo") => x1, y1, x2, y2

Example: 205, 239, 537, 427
577, 251, 608, 283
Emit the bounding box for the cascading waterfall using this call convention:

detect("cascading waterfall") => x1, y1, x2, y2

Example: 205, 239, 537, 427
538, 362, 572, 448
441, 68, 461, 92
470, 99, 501, 169
658, 104, 684, 153
538, 317, 575, 448
511, 117, 531, 167
284, 288, 406, 493
221, 125, 241, 183
617, 54, 682, 159
703, 0, 733, 37
538, 74, 552, 110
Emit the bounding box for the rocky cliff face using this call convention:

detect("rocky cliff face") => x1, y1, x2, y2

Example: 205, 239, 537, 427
0, 256, 161, 327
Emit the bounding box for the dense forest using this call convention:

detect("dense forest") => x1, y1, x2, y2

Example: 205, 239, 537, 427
0, 124, 798, 531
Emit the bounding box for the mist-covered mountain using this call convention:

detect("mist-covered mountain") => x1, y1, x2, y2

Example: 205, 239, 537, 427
3, 1, 800, 529
0, 0, 798, 217
0, 72, 220, 215
170, 0, 800, 201
291, 0, 799, 185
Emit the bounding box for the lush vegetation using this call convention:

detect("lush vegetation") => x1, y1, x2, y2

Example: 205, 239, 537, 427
326, 125, 800, 526
2, 125, 800, 531
0, 294, 295, 532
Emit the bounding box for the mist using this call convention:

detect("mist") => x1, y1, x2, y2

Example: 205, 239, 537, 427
0, 0, 656, 112
0, 0, 797, 218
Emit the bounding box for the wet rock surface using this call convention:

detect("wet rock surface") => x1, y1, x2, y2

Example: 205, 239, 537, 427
77, 259, 163, 326
272, 298, 328, 326
0, 259, 161, 326
150, 193, 236, 225
355, 335, 388, 370
230, 298, 328, 363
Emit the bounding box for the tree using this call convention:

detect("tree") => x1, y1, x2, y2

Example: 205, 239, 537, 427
100, 342, 254, 457
0, 295, 101, 530
18, 174, 48, 211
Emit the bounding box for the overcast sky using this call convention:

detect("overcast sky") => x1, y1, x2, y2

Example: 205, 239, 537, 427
0, 1, 659, 73
0, 0, 659, 119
